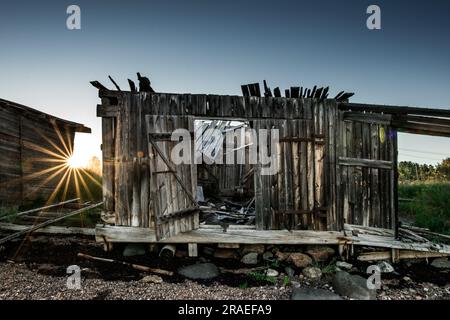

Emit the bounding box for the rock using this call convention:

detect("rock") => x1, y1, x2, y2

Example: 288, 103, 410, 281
203, 246, 215, 256
275, 251, 290, 262
241, 252, 258, 265
302, 267, 322, 280
141, 275, 163, 284
288, 253, 312, 268
262, 251, 274, 261
241, 244, 265, 255
178, 263, 220, 280
430, 258, 450, 269
266, 268, 279, 277
306, 246, 335, 262
403, 276, 412, 283
285, 266, 295, 277
377, 261, 395, 273
214, 248, 236, 259
291, 287, 342, 300
123, 244, 146, 257
175, 250, 187, 258
332, 271, 376, 300
336, 261, 353, 270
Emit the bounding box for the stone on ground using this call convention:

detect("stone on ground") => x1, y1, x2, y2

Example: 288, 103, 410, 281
214, 248, 236, 259
123, 244, 146, 257
377, 261, 395, 273
430, 258, 450, 269
141, 275, 163, 284
336, 261, 353, 270
306, 246, 335, 262
302, 267, 322, 280
241, 244, 265, 255
285, 266, 295, 277
241, 252, 258, 265
262, 251, 274, 261
332, 271, 376, 300
178, 263, 220, 280
266, 268, 279, 277
288, 253, 312, 268
291, 287, 342, 300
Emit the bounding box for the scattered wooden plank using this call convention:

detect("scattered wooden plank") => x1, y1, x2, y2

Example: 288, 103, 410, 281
0, 202, 102, 245
77, 253, 173, 276
108, 75, 121, 91
357, 250, 450, 261
0, 198, 79, 221
0, 223, 95, 236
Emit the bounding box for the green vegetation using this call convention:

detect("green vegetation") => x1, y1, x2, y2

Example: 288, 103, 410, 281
397, 157, 450, 235
321, 258, 337, 274
0, 206, 19, 222
399, 183, 450, 235
399, 158, 450, 182
249, 271, 276, 284
282, 275, 290, 286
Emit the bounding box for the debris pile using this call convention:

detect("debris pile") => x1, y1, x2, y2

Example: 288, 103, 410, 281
198, 198, 255, 226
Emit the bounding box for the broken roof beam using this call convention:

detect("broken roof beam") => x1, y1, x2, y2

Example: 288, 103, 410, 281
339, 102, 450, 118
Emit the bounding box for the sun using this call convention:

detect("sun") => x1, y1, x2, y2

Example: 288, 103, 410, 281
67, 152, 87, 168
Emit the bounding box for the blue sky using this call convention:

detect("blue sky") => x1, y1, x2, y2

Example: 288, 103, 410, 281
0, 0, 449, 164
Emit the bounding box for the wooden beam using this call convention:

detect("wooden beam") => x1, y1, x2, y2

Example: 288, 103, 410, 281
338, 157, 393, 169
95, 224, 450, 254
0, 198, 79, 221
392, 121, 450, 137
343, 112, 392, 125
0, 223, 94, 236
0, 202, 102, 244
108, 75, 121, 91
340, 102, 450, 118
357, 250, 450, 261
398, 115, 450, 127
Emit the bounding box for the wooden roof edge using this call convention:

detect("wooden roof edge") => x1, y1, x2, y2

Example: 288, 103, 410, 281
339, 102, 450, 118
0, 98, 91, 133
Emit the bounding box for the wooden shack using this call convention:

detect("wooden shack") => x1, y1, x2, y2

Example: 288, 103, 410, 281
0, 98, 91, 207
94, 80, 450, 257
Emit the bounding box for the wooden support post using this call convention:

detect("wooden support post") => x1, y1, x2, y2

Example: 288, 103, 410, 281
188, 243, 198, 257
391, 248, 400, 263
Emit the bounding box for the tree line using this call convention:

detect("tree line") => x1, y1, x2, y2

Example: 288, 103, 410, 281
399, 157, 450, 182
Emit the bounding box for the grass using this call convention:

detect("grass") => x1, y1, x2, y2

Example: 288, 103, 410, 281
398, 183, 450, 235
249, 271, 276, 284
0, 206, 19, 222
0, 169, 102, 227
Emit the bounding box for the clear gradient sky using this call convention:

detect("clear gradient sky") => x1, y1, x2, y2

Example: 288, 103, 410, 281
0, 0, 449, 165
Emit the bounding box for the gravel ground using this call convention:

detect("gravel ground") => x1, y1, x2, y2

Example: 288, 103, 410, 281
0, 236, 449, 300
1, 262, 449, 300
0, 263, 291, 300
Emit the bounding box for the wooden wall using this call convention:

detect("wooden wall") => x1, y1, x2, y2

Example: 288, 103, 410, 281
98, 91, 397, 233
336, 112, 396, 229
0, 105, 76, 206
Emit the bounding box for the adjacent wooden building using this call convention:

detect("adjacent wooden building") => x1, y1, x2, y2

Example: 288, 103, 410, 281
0, 98, 91, 207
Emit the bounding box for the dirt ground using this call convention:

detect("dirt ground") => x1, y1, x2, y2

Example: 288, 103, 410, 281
0, 235, 449, 300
